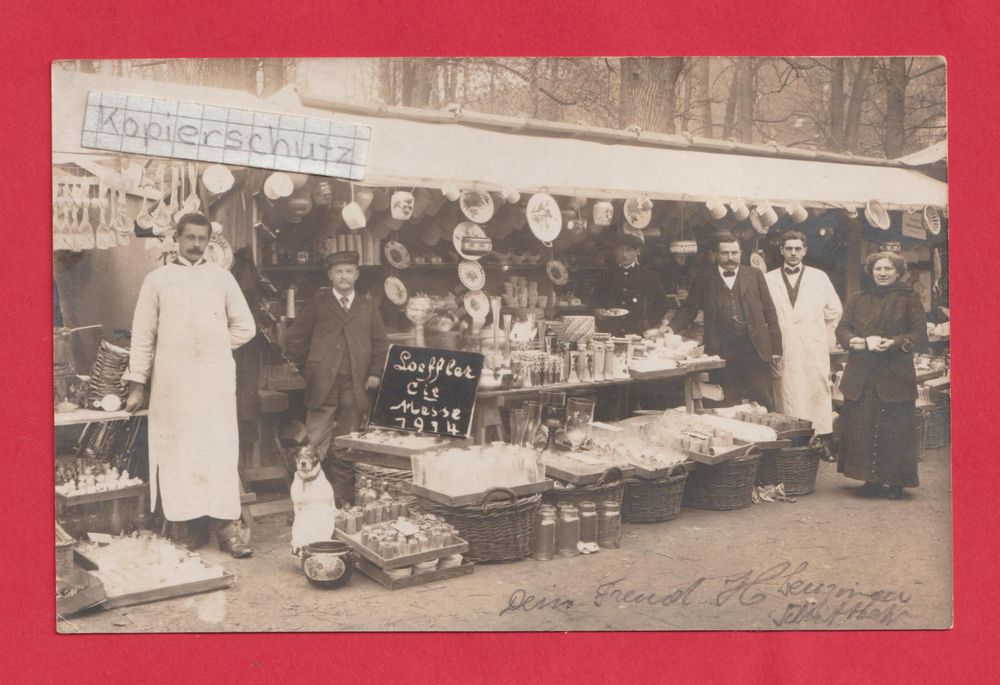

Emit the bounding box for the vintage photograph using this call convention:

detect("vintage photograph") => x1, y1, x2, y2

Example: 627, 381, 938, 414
52, 57, 950, 632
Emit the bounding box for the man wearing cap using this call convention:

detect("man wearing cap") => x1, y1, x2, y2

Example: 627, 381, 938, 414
593, 233, 668, 334
286, 251, 389, 472
664, 234, 783, 410
765, 231, 842, 458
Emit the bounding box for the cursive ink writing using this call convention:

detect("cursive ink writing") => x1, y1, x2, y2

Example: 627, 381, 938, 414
499, 589, 575, 616
593, 576, 705, 608
715, 561, 809, 607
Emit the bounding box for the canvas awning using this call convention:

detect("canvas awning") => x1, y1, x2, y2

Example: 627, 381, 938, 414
52, 70, 947, 212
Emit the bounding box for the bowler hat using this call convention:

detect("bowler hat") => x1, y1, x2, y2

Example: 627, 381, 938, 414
615, 233, 644, 250
325, 250, 360, 268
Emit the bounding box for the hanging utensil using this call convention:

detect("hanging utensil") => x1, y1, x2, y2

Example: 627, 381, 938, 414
78, 182, 95, 250
184, 162, 201, 212
151, 165, 173, 234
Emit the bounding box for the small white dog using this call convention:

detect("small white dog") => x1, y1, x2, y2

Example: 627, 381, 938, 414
289, 444, 338, 557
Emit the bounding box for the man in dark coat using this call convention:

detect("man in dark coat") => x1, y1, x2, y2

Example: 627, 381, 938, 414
286, 251, 389, 461
593, 233, 669, 334
665, 234, 783, 409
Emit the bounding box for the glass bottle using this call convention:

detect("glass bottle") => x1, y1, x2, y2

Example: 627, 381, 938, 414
592, 343, 606, 382
578, 500, 598, 543
556, 503, 581, 557
533, 504, 557, 560
598, 499, 622, 549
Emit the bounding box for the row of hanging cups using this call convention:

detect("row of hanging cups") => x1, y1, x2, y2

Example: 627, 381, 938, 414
705, 197, 811, 226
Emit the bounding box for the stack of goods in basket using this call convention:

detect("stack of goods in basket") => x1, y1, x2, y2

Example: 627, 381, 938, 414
660, 408, 778, 448
590, 422, 689, 474
86, 341, 131, 411
338, 513, 464, 570
629, 332, 722, 373
341, 429, 448, 452
411, 444, 545, 498
710, 403, 811, 434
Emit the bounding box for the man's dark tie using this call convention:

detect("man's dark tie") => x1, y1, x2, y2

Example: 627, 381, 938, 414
340, 296, 350, 311
722, 270, 736, 278
784, 266, 800, 275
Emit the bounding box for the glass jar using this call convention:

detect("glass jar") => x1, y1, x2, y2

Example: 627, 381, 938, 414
578, 500, 598, 543
578, 347, 592, 382
533, 504, 557, 560
556, 504, 581, 557
592, 343, 606, 381
598, 499, 622, 549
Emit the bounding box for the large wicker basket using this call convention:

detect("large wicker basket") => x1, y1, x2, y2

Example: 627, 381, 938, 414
917, 402, 950, 451
417, 488, 541, 563
683, 450, 761, 511
56, 523, 75, 578
543, 467, 627, 509
756, 444, 823, 496
622, 464, 689, 523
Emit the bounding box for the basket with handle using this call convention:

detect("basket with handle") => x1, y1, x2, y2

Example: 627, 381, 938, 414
543, 467, 627, 508
683, 449, 761, 511
415, 487, 541, 563
622, 464, 689, 523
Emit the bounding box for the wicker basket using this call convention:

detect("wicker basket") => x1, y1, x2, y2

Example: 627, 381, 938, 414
683, 450, 761, 511
417, 488, 541, 564
756, 444, 823, 496
56, 523, 75, 578
622, 464, 689, 523
917, 403, 949, 451
543, 467, 627, 509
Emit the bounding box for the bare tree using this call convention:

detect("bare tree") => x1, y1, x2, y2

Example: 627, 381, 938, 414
619, 57, 686, 133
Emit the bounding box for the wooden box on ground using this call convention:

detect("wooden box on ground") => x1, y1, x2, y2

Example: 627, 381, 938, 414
56, 484, 150, 538
354, 557, 474, 590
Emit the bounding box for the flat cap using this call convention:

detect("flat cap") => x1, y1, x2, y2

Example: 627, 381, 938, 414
615, 233, 644, 250
325, 250, 360, 268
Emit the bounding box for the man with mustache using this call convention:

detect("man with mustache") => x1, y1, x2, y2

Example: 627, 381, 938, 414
664, 234, 782, 409
124, 213, 257, 557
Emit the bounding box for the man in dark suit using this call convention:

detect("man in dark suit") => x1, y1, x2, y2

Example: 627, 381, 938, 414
593, 233, 669, 334
665, 235, 782, 409
286, 250, 390, 462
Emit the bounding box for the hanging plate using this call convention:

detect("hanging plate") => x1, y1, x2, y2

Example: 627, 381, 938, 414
460, 190, 495, 224
750, 252, 767, 272
923, 206, 942, 236
457, 260, 486, 291
526, 193, 562, 244
453, 221, 489, 260
865, 200, 891, 230
546, 259, 569, 286
384, 240, 411, 269
750, 211, 770, 235
204, 234, 234, 270
463, 290, 490, 319
623, 198, 652, 229
384, 276, 408, 305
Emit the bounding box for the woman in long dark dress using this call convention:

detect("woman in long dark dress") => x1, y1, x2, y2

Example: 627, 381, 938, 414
835, 252, 927, 499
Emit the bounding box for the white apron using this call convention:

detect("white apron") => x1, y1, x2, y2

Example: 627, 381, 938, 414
765, 266, 843, 434
125, 261, 256, 521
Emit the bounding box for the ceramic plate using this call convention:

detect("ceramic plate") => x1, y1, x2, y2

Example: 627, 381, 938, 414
458, 260, 486, 291
526, 193, 562, 243
463, 290, 490, 319
595, 308, 629, 318
452, 221, 488, 260
384, 276, 408, 305
384, 240, 411, 269
624, 198, 653, 229
204, 234, 234, 270
459, 190, 495, 224
546, 259, 569, 286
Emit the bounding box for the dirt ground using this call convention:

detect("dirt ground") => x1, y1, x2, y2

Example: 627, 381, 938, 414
59, 447, 952, 633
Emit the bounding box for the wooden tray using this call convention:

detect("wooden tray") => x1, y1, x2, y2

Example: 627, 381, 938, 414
628, 366, 687, 381
336, 448, 412, 470
753, 439, 793, 450
682, 440, 753, 466
402, 480, 554, 507
334, 434, 451, 459
101, 572, 236, 610
542, 457, 635, 485
627, 459, 696, 480
334, 529, 469, 570
56, 483, 149, 507
355, 557, 474, 590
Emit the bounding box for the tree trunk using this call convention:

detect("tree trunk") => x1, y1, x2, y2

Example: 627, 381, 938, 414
693, 57, 714, 138
535, 59, 561, 121
828, 58, 846, 151
735, 58, 755, 143
843, 57, 873, 152
884, 57, 908, 158
618, 57, 685, 133
722, 63, 739, 139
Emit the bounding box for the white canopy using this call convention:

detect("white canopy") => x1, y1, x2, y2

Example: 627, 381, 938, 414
53, 70, 947, 211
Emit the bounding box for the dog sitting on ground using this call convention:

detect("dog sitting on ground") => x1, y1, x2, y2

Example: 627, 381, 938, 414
288, 443, 338, 557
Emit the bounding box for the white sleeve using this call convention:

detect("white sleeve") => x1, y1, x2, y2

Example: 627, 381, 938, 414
122, 276, 159, 385
223, 270, 256, 350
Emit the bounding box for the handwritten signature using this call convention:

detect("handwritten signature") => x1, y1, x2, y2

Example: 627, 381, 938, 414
498, 561, 913, 627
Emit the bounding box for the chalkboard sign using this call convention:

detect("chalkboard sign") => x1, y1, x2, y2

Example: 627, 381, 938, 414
368, 345, 485, 439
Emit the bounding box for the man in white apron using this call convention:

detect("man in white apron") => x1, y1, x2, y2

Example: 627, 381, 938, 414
124, 214, 256, 557
765, 231, 843, 458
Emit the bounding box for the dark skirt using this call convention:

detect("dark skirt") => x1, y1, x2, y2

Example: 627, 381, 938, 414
838, 384, 919, 488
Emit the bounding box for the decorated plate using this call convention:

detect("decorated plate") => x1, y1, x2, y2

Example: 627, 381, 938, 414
546, 259, 569, 286
384, 276, 408, 305
463, 290, 490, 320
384, 240, 411, 269
460, 190, 495, 224
452, 221, 488, 260
204, 234, 234, 270
595, 308, 629, 318
458, 260, 486, 291
624, 197, 653, 229
750, 252, 767, 272
526, 193, 563, 243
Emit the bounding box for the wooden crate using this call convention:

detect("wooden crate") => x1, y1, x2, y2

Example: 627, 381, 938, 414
354, 557, 474, 590
56, 484, 150, 538
334, 529, 469, 570
627, 459, 696, 480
